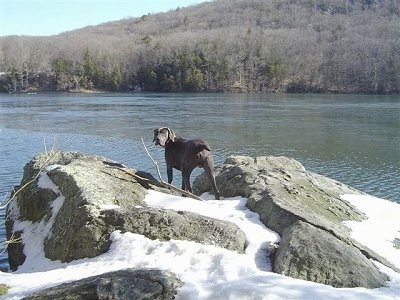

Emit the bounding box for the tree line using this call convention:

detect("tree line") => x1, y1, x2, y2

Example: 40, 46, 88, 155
0, 0, 399, 94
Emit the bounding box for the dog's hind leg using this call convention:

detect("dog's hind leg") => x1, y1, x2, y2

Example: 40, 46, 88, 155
203, 156, 220, 200
182, 165, 195, 193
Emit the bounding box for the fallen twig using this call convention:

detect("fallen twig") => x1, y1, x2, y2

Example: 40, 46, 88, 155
0, 232, 22, 256
0, 149, 58, 210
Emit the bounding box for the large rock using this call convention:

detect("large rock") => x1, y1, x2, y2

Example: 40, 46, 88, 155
23, 268, 183, 300
194, 155, 392, 288
195, 156, 364, 237
273, 221, 388, 288
6, 151, 246, 271
101, 207, 245, 253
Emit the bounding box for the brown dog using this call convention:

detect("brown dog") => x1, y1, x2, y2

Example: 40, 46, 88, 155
153, 127, 220, 200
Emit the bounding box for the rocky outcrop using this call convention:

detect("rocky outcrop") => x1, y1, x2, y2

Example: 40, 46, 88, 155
6, 151, 395, 293
193, 155, 392, 288
23, 268, 183, 300
194, 156, 364, 235
6, 151, 246, 271
273, 221, 388, 288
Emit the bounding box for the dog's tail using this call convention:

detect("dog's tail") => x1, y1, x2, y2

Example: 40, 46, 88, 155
196, 145, 212, 168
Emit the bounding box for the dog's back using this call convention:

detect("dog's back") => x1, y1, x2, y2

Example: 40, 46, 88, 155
184, 138, 213, 168
186, 138, 211, 153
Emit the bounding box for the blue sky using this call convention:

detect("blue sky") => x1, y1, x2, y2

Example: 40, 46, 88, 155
0, 0, 205, 36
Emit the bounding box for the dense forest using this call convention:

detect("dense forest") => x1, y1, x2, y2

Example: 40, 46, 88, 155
0, 0, 399, 94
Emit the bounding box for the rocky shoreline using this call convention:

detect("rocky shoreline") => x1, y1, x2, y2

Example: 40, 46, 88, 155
4, 151, 398, 298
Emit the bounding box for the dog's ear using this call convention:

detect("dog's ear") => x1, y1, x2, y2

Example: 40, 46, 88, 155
152, 128, 159, 142
167, 128, 176, 142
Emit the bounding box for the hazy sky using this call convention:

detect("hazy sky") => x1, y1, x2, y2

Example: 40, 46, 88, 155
0, 0, 206, 36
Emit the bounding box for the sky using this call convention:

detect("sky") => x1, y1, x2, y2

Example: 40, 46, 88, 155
0, 163, 399, 299
0, 0, 206, 36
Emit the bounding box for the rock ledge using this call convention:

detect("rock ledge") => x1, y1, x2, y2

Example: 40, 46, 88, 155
194, 155, 393, 288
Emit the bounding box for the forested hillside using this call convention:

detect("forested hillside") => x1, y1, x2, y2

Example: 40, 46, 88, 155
1, 0, 399, 93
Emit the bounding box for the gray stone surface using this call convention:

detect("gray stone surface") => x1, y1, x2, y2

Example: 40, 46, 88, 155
7, 152, 395, 290
6, 151, 246, 271
193, 155, 394, 288
195, 155, 365, 237
273, 221, 388, 288
101, 207, 246, 252
23, 268, 183, 300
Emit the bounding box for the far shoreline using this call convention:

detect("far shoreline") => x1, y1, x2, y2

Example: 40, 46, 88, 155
2, 87, 400, 96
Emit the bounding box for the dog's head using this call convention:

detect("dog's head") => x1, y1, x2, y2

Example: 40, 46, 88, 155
153, 127, 176, 148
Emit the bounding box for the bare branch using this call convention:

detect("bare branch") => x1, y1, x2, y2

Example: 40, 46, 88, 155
0, 137, 60, 258
0, 150, 58, 210
0, 232, 22, 256
141, 137, 164, 183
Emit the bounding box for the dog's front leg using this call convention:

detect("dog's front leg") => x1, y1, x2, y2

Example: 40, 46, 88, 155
181, 178, 186, 191
182, 166, 195, 193
167, 165, 173, 184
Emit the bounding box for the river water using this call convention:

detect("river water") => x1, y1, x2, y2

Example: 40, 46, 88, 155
0, 92, 399, 270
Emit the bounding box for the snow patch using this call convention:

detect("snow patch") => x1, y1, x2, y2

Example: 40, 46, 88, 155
341, 194, 400, 269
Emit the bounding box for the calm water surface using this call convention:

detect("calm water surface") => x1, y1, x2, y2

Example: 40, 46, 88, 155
0, 92, 399, 270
